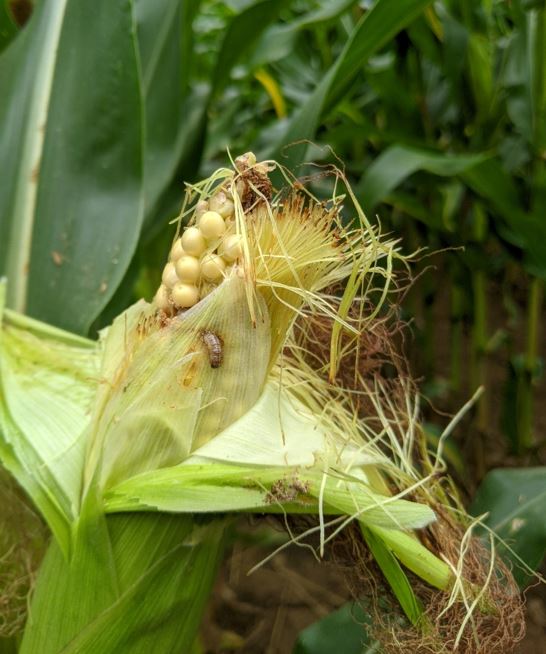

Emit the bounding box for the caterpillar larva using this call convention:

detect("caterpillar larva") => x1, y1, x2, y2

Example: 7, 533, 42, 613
201, 330, 223, 368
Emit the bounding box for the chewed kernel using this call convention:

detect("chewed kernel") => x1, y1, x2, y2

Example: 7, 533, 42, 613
169, 238, 184, 261
171, 283, 199, 308
209, 192, 235, 219
198, 211, 226, 240
175, 255, 200, 283
154, 284, 171, 311
161, 262, 179, 288
201, 254, 226, 281
222, 234, 242, 262
236, 152, 256, 168
181, 227, 206, 256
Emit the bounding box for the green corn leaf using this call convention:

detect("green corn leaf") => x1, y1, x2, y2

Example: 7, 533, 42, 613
471, 466, 546, 587
134, 0, 203, 227
272, 0, 434, 167
357, 145, 488, 213
358, 145, 546, 278
293, 602, 373, 654
210, 0, 292, 99
459, 157, 525, 229
0, 0, 144, 334
462, 158, 546, 278
0, 0, 18, 53
246, 0, 359, 69
466, 32, 495, 123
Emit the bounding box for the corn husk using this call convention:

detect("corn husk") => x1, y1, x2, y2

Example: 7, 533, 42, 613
0, 284, 99, 552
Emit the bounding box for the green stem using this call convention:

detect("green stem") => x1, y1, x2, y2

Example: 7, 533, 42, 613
460, 0, 473, 29
526, 278, 543, 371
470, 206, 488, 437
519, 4, 546, 452
471, 270, 487, 430
450, 281, 463, 392
531, 6, 546, 151
468, 205, 489, 476
517, 277, 543, 452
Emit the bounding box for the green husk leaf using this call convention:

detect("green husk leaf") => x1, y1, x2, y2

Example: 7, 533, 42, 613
0, 282, 99, 550
362, 525, 424, 625
185, 381, 384, 468
371, 525, 452, 590
21, 488, 224, 653
84, 276, 271, 490
104, 461, 436, 532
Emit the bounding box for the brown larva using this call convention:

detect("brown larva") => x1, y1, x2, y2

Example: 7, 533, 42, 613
201, 330, 223, 368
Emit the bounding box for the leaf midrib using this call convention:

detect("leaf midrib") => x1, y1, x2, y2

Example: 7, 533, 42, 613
6, 0, 69, 313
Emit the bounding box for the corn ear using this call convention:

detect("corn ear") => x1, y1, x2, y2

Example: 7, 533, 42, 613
0, 152, 516, 651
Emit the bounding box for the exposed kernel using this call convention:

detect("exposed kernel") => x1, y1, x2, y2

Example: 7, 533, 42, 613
169, 238, 184, 261
154, 284, 171, 311
175, 255, 200, 283
181, 227, 206, 256
171, 283, 199, 308
221, 234, 242, 262
161, 262, 179, 288
198, 211, 226, 240
209, 192, 235, 219
201, 254, 226, 281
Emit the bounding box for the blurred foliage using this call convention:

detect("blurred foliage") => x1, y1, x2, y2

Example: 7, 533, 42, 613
471, 467, 546, 588
293, 602, 373, 654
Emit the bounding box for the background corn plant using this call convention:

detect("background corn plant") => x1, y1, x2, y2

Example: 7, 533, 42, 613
0, 0, 545, 651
